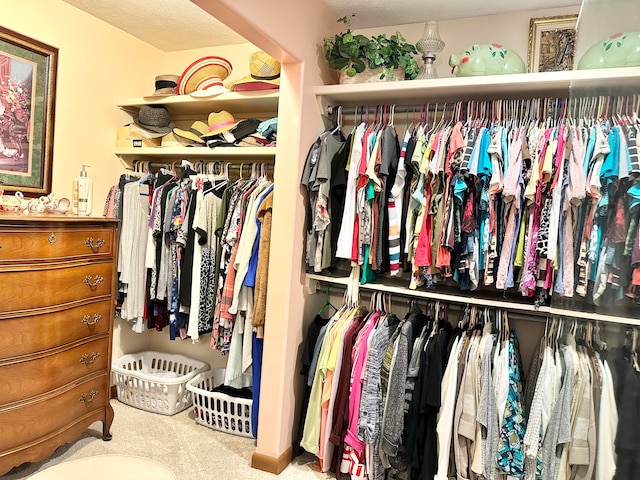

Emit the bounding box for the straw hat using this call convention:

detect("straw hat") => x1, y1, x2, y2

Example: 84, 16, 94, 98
143, 74, 180, 99
172, 121, 209, 144
116, 124, 162, 147
177, 56, 232, 95
132, 105, 175, 134
190, 75, 229, 98
161, 131, 200, 148
231, 51, 281, 92
201, 111, 239, 138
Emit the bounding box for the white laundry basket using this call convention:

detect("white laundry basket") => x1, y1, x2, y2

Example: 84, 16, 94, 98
186, 369, 254, 438
112, 351, 209, 416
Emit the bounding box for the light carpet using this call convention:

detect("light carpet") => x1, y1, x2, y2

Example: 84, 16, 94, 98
28, 454, 177, 480
3, 399, 326, 480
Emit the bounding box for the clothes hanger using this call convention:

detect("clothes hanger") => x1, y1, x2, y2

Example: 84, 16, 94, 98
330, 105, 343, 136
317, 286, 336, 317
632, 327, 640, 371
430, 300, 440, 337
593, 321, 607, 352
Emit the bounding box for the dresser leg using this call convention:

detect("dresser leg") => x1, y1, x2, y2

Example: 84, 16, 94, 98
103, 403, 114, 441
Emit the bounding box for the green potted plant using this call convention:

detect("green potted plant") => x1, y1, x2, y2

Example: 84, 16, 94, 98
323, 15, 418, 83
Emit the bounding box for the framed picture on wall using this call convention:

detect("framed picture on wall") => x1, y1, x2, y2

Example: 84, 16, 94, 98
0, 26, 57, 197
527, 14, 579, 73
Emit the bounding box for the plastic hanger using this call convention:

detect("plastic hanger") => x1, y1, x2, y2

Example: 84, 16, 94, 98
330, 106, 343, 136
317, 286, 336, 317
632, 327, 640, 372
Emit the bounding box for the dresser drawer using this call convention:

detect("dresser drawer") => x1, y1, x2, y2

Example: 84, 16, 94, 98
0, 374, 107, 452
0, 262, 113, 312
0, 226, 115, 263
0, 300, 111, 359
0, 337, 109, 405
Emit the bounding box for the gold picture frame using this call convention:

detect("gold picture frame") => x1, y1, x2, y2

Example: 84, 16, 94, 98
528, 14, 579, 73
0, 26, 57, 197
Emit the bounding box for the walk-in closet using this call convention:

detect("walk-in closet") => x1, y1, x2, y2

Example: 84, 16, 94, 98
1, 0, 639, 479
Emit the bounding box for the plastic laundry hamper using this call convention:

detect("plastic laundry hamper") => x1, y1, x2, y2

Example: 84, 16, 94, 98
186, 369, 254, 438
112, 351, 209, 416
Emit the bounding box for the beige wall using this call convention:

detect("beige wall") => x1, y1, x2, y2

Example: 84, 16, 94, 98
2, 0, 162, 205
355, 6, 580, 78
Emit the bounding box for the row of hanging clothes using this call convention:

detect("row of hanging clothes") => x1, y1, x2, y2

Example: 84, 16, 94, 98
105, 159, 274, 398
298, 284, 640, 480
302, 95, 640, 310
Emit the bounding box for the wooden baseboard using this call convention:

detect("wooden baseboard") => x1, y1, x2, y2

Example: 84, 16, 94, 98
250, 446, 293, 475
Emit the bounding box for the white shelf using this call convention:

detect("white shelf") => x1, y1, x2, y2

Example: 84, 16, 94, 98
115, 91, 279, 166
115, 146, 277, 162
116, 91, 280, 117
306, 273, 640, 327
315, 67, 640, 107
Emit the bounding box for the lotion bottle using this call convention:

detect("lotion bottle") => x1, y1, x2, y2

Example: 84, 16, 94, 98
74, 164, 93, 216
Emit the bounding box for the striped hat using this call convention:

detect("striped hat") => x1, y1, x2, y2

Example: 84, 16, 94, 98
190, 75, 229, 98
177, 56, 232, 95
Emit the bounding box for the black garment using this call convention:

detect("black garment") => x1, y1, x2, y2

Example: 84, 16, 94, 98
415, 331, 446, 480
211, 384, 252, 399
179, 189, 198, 307
609, 347, 640, 480
330, 132, 351, 268
401, 135, 417, 272
295, 313, 331, 457
404, 324, 450, 479
376, 125, 400, 274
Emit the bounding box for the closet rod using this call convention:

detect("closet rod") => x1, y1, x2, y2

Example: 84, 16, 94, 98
326, 94, 640, 118
139, 162, 268, 169
313, 282, 601, 328
325, 99, 569, 117
307, 273, 640, 327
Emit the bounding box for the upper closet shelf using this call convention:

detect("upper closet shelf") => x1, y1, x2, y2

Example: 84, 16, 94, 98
116, 91, 280, 117
306, 273, 640, 327
315, 67, 640, 107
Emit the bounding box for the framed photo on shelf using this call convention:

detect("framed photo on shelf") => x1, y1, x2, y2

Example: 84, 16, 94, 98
0, 26, 57, 197
527, 14, 579, 73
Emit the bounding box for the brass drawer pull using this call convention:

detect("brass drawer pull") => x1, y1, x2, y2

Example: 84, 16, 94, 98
85, 237, 105, 251
83, 275, 104, 288
79, 390, 99, 404
80, 351, 100, 365
82, 313, 102, 326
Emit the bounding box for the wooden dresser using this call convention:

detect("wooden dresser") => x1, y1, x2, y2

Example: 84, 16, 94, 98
0, 216, 118, 475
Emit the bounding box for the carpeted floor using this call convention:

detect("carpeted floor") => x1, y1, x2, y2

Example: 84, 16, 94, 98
3, 400, 326, 480
27, 454, 177, 480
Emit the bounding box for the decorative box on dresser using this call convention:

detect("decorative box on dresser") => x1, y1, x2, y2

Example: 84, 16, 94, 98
0, 216, 118, 475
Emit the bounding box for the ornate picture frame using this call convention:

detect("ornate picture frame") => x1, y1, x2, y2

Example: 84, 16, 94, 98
528, 14, 579, 73
0, 26, 58, 197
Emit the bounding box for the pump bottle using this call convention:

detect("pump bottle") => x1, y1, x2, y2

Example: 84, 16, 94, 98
72, 165, 93, 216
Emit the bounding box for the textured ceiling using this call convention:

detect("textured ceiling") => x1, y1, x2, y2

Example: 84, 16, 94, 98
324, 0, 582, 30
63, 0, 583, 52
62, 0, 247, 51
